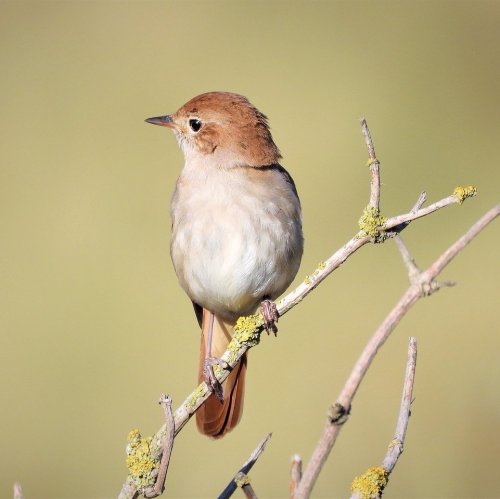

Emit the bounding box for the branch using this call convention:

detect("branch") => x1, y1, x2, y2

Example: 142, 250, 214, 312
383, 187, 476, 232
382, 337, 417, 473
360, 118, 381, 211
350, 337, 417, 499
143, 395, 175, 498
118, 119, 483, 496
292, 205, 499, 499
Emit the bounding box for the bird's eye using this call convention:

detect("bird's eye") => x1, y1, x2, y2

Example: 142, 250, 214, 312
189, 119, 202, 132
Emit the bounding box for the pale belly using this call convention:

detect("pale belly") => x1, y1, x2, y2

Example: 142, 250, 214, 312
170, 170, 302, 321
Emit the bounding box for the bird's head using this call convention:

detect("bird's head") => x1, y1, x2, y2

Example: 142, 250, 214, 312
146, 91, 281, 168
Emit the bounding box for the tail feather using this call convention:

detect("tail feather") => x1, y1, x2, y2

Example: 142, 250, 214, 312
196, 310, 247, 438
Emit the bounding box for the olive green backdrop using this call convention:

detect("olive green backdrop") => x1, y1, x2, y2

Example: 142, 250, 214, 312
1, 1, 499, 498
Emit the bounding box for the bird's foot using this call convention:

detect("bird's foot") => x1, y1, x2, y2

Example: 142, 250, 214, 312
260, 299, 279, 336
203, 357, 229, 403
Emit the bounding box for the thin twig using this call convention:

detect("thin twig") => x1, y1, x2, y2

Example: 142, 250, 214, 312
395, 236, 421, 279
289, 454, 302, 498
384, 194, 459, 231
350, 337, 417, 499
389, 192, 427, 235
13, 483, 24, 499
382, 337, 417, 473
293, 205, 499, 499
143, 395, 175, 498
351, 338, 417, 499
422, 206, 499, 277
360, 118, 381, 211
218, 433, 272, 499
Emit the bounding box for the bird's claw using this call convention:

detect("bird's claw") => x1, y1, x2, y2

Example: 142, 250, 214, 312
260, 299, 279, 336
203, 357, 228, 403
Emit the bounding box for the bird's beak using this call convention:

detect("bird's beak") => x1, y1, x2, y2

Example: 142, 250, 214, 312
145, 114, 174, 127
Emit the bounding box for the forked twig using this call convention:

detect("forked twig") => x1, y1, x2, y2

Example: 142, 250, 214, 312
143, 395, 175, 498
350, 337, 417, 499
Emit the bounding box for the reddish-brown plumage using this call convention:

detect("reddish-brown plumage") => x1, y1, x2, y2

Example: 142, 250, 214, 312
197, 310, 247, 437
172, 92, 282, 166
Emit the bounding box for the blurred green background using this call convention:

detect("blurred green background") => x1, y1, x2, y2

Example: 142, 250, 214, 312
1, 1, 499, 498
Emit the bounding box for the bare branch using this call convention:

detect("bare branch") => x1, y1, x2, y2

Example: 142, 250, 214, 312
395, 235, 421, 280
293, 206, 499, 499
384, 192, 470, 231
348, 337, 418, 499
143, 395, 175, 498
360, 118, 381, 211
382, 337, 417, 473
423, 203, 499, 279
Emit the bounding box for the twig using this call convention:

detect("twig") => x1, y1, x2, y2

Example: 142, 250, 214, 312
13, 483, 24, 499
289, 454, 302, 498
395, 236, 421, 280
143, 395, 175, 498
360, 118, 381, 211
383, 191, 470, 232
293, 205, 499, 499
382, 337, 417, 473
218, 433, 272, 499
350, 337, 417, 499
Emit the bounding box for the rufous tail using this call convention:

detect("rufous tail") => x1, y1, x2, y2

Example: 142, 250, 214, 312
196, 309, 247, 438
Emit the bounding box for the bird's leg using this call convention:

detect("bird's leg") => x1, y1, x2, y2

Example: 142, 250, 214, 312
260, 297, 279, 336
203, 311, 227, 403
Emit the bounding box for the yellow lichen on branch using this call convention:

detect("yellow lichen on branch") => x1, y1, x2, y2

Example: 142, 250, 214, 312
125, 429, 159, 491
225, 313, 263, 364
358, 205, 387, 242
453, 185, 477, 204
351, 466, 389, 499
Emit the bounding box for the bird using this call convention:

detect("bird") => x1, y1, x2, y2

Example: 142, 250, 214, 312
145, 92, 303, 437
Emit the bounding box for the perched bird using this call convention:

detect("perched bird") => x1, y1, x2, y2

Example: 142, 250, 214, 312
146, 92, 303, 437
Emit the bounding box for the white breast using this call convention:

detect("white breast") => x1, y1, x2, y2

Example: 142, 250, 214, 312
170, 162, 302, 321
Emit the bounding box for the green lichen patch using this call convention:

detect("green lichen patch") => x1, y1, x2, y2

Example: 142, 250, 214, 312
358, 205, 387, 242
453, 185, 477, 204
351, 466, 389, 499
125, 429, 159, 491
